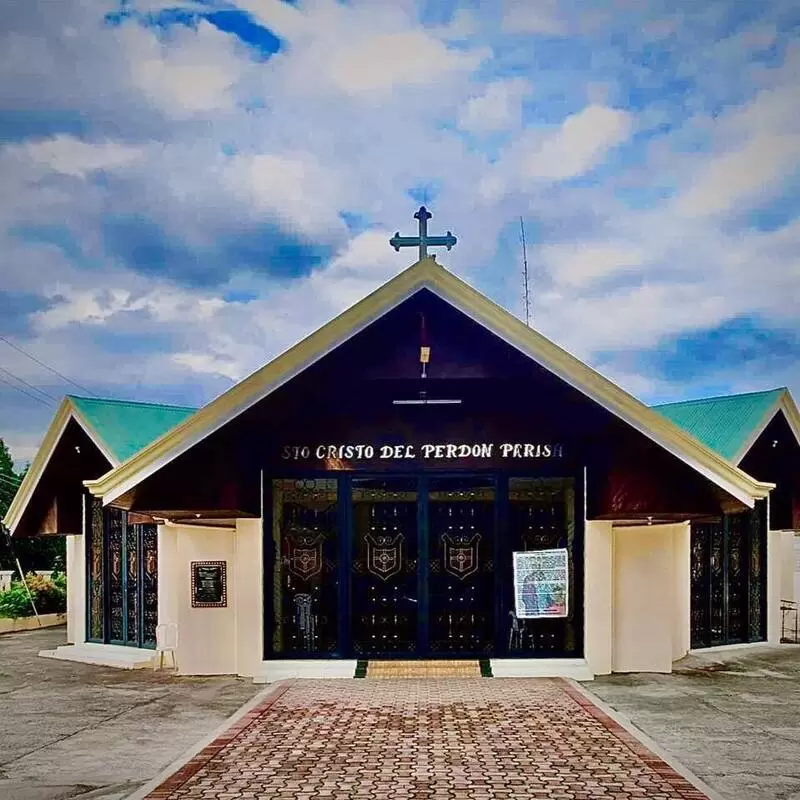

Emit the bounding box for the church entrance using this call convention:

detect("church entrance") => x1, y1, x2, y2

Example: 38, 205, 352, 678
268, 473, 582, 660
351, 475, 495, 657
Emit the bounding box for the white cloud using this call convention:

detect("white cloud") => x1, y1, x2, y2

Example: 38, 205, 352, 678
539, 242, 645, 289
458, 79, 530, 134
327, 30, 486, 94
222, 152, 349, 239
675, 133, 800, 217
13, 135, 142, 178
520, 105, 633, 180
123, 20, 251, 116
172, 351, 242, 381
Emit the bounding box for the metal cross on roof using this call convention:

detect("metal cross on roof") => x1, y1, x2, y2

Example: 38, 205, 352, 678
389, 206, 457, 260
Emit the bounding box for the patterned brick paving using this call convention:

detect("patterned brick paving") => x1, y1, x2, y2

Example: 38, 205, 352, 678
145, 678, 710, 800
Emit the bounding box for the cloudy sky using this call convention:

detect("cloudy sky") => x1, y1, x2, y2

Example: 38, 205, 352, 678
1, 0, 799, 465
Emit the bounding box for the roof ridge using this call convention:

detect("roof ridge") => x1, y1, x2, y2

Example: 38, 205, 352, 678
651, 387, 785, 409
68, 395, 198, 412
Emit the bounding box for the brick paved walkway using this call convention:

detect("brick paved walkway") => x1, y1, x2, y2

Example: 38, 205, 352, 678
146, 678, 710, 800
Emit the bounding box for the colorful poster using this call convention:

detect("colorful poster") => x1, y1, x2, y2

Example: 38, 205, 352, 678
512, 549, 568, 619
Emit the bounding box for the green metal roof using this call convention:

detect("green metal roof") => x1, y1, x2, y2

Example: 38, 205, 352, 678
652, 388, 785, 463
69, 396, 197, 464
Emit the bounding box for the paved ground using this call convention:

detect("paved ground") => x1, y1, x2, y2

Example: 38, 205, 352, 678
0, 627, 260, 800
589, 645, 800, 800
143, 678, 710, 800
3, 628, 799, 800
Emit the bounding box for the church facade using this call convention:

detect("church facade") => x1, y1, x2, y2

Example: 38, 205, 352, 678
5, 252, 799, 680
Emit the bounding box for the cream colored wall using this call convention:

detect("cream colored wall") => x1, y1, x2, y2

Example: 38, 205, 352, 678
584, 520, 613, 676
671, 523, 691, 661
65, 533, 85, 645
768, 528, 783, 643
613, 524, 686, 673
157, 520, 263, 676
795, 534, 800, 604
172, 524, 238, 675
779, 530, 796, 603
234, 518, 263, 677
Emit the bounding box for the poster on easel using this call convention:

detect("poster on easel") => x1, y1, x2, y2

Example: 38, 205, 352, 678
512, 548, 568, 619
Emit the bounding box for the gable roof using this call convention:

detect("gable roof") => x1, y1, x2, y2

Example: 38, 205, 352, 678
653, 388, 800, 465
84, 257, 773, 509
3, 396, 197, 534
69, 396, 197, 463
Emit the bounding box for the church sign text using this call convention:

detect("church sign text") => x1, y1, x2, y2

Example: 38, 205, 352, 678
281, 442, 564, 461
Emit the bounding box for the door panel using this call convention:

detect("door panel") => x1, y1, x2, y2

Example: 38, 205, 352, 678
427, 477, 495, 655
351, 478, 419, 656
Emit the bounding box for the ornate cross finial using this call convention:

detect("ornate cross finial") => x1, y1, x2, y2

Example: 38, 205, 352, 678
389, 206, 457, 260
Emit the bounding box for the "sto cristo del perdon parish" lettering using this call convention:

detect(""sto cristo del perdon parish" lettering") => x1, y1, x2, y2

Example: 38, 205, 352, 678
281, 442, 565, 461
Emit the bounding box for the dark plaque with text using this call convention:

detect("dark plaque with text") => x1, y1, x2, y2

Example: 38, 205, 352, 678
191, 561, 227, 608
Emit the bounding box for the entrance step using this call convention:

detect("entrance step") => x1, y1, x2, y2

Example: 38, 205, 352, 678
362, 659, 490, 679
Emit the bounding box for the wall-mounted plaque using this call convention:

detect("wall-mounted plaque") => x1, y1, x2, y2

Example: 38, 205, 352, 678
191, 561, 227, 608
512, 549, 568, 619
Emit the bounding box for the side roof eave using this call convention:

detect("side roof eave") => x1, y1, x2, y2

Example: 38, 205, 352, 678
733, 389, 800, 465
3, 398, 119, 535
84, 257, 774, 509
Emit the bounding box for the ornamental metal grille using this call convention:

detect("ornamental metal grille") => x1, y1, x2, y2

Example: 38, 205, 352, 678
690, 504, 766, 650
85, 502, 158, 650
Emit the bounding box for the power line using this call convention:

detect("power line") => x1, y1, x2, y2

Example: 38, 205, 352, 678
0, 373, 55, 407
0, 335, 98, 398
0, 365, 58, 404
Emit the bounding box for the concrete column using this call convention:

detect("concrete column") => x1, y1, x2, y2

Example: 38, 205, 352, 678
234, 518, 263, 678
584, 520, 613, 676
157, 524, 179, 631
768, 528, 783, 643
612, 524, 678, 673
65, 533, 86, 645
672, 522, 691, 661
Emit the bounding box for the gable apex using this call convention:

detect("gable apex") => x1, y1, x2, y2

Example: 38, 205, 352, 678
81, 256, 773, 509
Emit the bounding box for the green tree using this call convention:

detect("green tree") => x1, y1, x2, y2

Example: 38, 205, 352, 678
0, 438, 65, 572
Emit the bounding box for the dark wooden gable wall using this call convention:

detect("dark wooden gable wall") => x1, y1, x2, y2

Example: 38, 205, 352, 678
740, 411, 800, 530
115, 289, 746, 519
15, 419, 111, 537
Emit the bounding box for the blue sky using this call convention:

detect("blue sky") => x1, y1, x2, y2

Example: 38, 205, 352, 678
1, 0, 799, 464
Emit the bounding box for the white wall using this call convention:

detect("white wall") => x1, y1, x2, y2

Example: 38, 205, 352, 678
173, 524, 237, 675
795, 534, 800, 605
779, 530, 797, 604
234, 518, 263, 677
65, 533, 85, 645
584, 520, 613, 676
157, 519, 263, 676
613, 523, 686, 673
768, 528, 783, 643
672, 523, 691, 661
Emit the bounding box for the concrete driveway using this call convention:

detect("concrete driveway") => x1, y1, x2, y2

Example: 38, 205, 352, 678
588, 645, 800, 800
0, 627, 260, 800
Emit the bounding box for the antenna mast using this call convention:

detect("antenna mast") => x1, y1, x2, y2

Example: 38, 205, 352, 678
520, 216, 531, 326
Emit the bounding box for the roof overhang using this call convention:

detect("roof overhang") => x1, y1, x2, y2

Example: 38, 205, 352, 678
3, 397, 119, 535
733, 389, 800, 465
84, 257, 774, 510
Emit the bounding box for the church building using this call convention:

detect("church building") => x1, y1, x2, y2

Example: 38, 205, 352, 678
4, 210, 799, 680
